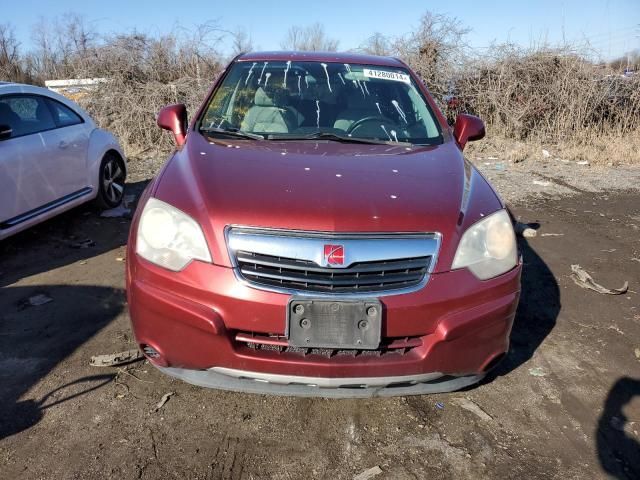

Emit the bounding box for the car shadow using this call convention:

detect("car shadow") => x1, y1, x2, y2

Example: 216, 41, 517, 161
0, 284, 126, 440
0, 181, 145, 439
0, 180, 147, 288
597, 377, 640, 479
484, 236, 561, 380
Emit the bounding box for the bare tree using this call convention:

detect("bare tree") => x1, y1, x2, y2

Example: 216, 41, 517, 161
280, 23, 338, 51
392, 12, 470, 101
609, 49, 639, 72
30, 16, 64, 79
0, 23, 21, 80
64, 13, 97, 55
230, 28, 254, 56
359, 32, 392, 56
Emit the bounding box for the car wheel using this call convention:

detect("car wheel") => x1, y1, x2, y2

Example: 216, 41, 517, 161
95, 152, 126, 209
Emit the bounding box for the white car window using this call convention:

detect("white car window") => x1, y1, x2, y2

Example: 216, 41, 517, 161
0, 95, 56, 138
47, 99, 84, 128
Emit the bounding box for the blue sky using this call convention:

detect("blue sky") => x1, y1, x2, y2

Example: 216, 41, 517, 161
6, 0, 640, 60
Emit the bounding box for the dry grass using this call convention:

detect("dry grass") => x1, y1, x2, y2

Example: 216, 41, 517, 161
467, 130, 640, 166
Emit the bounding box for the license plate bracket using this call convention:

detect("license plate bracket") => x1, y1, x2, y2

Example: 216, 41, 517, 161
287, 298, 382, 349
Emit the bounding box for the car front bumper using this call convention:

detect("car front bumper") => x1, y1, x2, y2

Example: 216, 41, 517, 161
126, 254, 521, 397
155, 365, 485, 398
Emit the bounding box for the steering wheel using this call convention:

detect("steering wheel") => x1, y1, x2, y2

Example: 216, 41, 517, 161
346, 116, 396, 135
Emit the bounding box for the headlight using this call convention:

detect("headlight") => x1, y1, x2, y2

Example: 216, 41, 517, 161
136, 197, 212, 271
452, 209, 517, 280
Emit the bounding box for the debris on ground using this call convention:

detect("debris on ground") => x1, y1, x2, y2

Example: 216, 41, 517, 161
540, 233, 564, 237
435, 402, 445, 410
154, 392, 175, 412
24, 293, 53, 308
529, 367, 547, 377
100, 205, 131, 218
115, 257, 125, 262
90, 349, 143, 367
515, 222, 537, 238
635, 348, 640, 360
570, 264, 629, 295
577, 160, 589, 165
453, 398, 493, 421
353, 466, 382, 480
70, 238, 95, 249
542, 149, 551, 158
533, 180, 551, 187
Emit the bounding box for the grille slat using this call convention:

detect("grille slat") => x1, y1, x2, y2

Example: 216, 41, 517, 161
240, 266, 426, 287
236, 252, 430, 274
235, 251, 430, 293
236, 331, 423, 357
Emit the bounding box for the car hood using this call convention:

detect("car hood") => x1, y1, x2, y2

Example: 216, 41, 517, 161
153, 133, 503, 272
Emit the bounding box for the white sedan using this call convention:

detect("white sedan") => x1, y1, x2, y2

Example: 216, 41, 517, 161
0, 82, 126, 240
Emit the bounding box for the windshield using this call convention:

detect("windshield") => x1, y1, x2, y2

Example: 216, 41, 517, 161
199, 60, 443, 145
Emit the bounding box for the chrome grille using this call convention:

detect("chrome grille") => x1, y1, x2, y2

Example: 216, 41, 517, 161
226, 228, 441, 295
236, 251, 430, 293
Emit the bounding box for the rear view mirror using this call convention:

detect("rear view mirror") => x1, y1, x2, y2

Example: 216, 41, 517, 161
0, 124, 12, 141
157, 104, 188, 146
453, 114, 485, 150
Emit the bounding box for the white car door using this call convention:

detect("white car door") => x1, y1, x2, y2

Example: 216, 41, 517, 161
0, 94, 88, 225
45, 97, 90, 193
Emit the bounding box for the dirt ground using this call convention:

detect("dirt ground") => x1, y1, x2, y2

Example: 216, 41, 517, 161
1, 157, 639, 479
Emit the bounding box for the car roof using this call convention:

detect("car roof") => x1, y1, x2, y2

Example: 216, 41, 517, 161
0, 82, 93, 123
237, 51, 406, 68
0, 82, 46, 93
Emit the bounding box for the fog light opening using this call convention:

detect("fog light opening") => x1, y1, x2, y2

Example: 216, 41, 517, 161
140, 344, 168, 367
141, 344, 161, 359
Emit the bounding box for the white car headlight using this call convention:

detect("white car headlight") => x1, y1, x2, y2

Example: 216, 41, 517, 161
452, 209, 517, 280
136, 197, 212, 271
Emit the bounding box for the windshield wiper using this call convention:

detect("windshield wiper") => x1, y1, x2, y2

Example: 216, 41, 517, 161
200, 127, 264, 140
268, 131, 412, 146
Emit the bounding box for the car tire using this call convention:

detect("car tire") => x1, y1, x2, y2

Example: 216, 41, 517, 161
95, 152, 126, 209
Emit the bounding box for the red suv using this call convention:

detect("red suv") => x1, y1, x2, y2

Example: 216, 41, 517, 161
126, 51, 521, 397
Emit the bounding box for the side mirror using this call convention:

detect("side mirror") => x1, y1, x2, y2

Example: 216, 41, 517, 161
157, 104, 188, 146
0, 124, 12, 141
453, 114, 485, 150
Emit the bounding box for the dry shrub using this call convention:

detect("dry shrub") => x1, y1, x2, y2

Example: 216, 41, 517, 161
362, 13, 640, 164
455, 45, 640, 139
3, 16, 226, 155
3, 13, 639, 164
41, 22, 225, 155
452, 44, 640, 164
80, 78, 210, 156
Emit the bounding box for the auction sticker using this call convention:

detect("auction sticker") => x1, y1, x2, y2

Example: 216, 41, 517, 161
363, 68, 411, 84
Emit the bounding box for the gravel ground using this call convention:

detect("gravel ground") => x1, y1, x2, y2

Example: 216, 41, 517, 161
1, 153, 639, 479
473, 157, 640, 206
